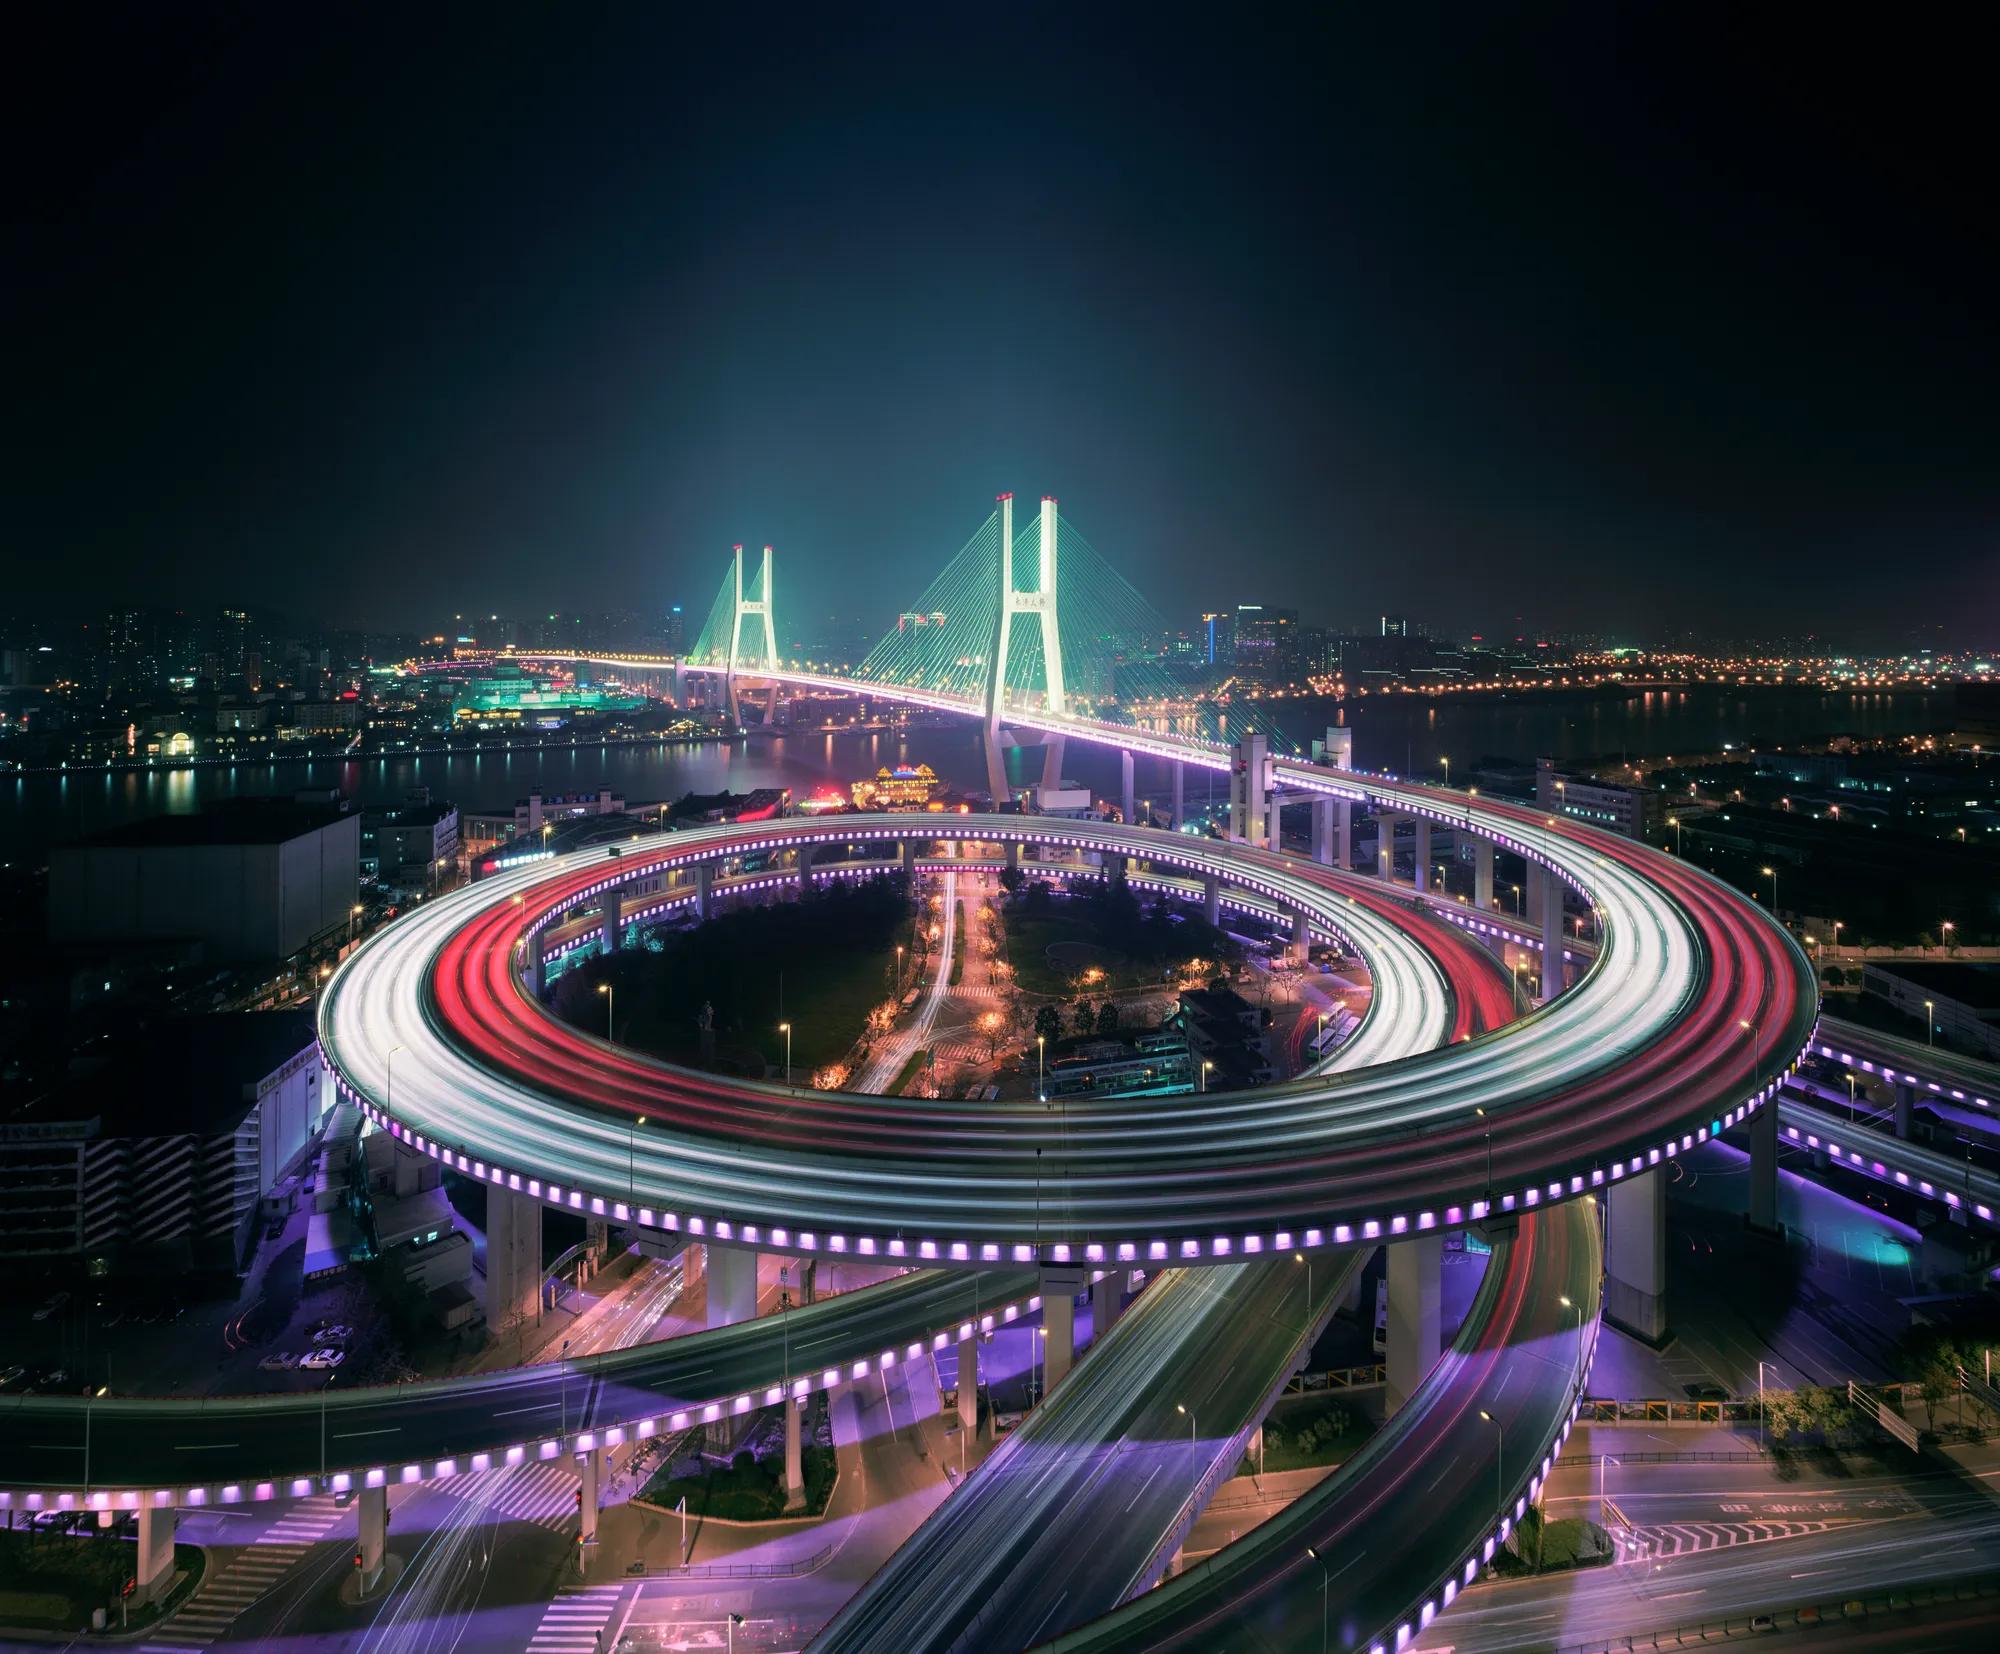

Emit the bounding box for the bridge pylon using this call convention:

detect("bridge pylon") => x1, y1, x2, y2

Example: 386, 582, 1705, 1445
983, 494, 1072, 806
727, 543, 780, 726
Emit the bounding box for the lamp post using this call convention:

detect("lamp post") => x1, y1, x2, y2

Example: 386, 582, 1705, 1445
1925, 1001, 1935, 1047
598, 981, 615, 1042
1667, 815, 1681, 856
629, 1115, 644, 1202
1475, 1105, 1494, 1199
1037, 1034, 1046, 1102
1305, 1545, 1332, 1654
1760, 864, 1778, 918
1738, 1017, 1760, 1103
1511, 882, 1522, 917
1758, 1359, 1772, 1448
1201, 1059, 1214, 1093
385, 1044, 406, 1113
780, 1020, 793, 1083
1176, 1402, 1197, 1489
1295, 1250, 1312, 1330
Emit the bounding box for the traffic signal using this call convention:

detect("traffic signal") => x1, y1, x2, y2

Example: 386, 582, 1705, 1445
354, 1551, 364, 1570
574, 1489, 584, 1509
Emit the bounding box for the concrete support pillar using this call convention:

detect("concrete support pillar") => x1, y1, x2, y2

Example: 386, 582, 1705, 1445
1412, 818, 1431, 894
1748, 1103, 1781, 1236
1894, 1085, 1914, 1139
1171, 762, 1184, 830
1474, 839, 1495, 913
1040, 1265, 1085, 1394
356, 1484, 387, 1593
784, 1395, 805, 1511
1290, 910, 1311, 965
1203, 874, 1221, 927
1121, 748, 1136, 827
801, 1257, 818, 1305
1337, 799, 1355, 869
1385, 1232, 1444, 1416
795, 843, 816, 896
1107, 852, 1127, 888
600, 898, 620, 954
1092, 1271, 1121, 1344
706, 1244, 758, 1329
1537, 868, 1564, 1002
584, 1218, 608, 1260
1312, 798, 1336, 867
578, 1446, 603, 1547
1605, 1170, 1669, 1345
1376, 813, 1400, 884
982, 725, 1010, 811
1040, 732, 1067, 797
956, 1330, 979, 1433
1005, 840, 1020, 871
529, 937, 547, 999
1229, 734, 1270, 846
486, 1185, 544, 1334
135, 1503, 177, 1605
695, 861, 714, 922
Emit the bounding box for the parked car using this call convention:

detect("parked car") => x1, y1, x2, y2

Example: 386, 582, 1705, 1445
311, 1325, 354, 1346
259, 1354, 299, 1372
33, 1292, 70, 1322
299, 1348, 346, 1370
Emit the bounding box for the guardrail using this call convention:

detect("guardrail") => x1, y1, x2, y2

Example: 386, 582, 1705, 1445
634, 1541, 834, 1580
1560, 1569, 2000, 1652
1287, 1362, 1386, 1393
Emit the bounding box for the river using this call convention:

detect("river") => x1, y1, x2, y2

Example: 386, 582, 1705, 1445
2, 685, 1949, 863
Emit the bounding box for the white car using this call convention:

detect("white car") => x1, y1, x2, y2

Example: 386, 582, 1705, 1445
311, 1325, 354, 1345
258, 1354, 299, 1372
299, 1348, 346, 1370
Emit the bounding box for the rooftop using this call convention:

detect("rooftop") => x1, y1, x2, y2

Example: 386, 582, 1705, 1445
26, 1011, 318, 1136
1868, 960, 2000, 1012
66, 798, 352, 849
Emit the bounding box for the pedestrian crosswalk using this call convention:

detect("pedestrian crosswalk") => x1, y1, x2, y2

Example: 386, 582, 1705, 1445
526, 1582, 625, 1652
436, 1460, 582, 1531
139, 1494, 346, 1649
1620, 1518, 1843, 1561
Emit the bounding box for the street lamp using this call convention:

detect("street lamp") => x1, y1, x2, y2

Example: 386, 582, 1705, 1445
1474, 1105, 1494, 1198
1758, 1359, 1773, 1448
1176, 1402, 1197, 1488
1037, 1034, 1046, 1101
1511, 882, 1522, 917
598, 981, 615, 1042
1667, 815, 1682, 856
1478, 1408, 1504, 1517
1924, 1001, 1935, 1048
1305, 1545, 1332, 1654
1760, 865, 1777, 917
1738, 1017, 1760, 1102
726, 1612, 744, 1654
1295, 1250, 1312, 1329
630, 1115, 645, 1201
1201, 1059, 1214, 1093
780, 1020, 793, 1082
385, 1043, 406, 1112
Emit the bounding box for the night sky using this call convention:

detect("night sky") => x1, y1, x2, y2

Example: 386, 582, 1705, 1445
8, 5, 1995, 644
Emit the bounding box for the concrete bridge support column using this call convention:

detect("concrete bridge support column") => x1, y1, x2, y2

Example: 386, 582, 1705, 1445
486, 1186, 544, 1334
1474, 839, 1495, 913
356, 1484, 388, 1594
1894, 1085, 1914, 1139
1107, 852, 1127, 888
1005, 840, 1020, 872
1748, 1103, 1781, 1236
1605, 1170, 1669, 1345
1203, 874, 1221, 927
795, 844, 815, 897
600, 898, 620, 954
1312, 798, 1336, 866
956, 1330, 979, 1433
1537, 868, 1564, 1001
784, 1395, 806, 1511
578, 1445, 603, 1548
1040, 1265, 1085, 1394
1290, 910, 1311, 965
135, 1503, 177, 1604
706, 1244, 758, 1329
1121, 748, 1136, 827
1171, 762, 1184, 830
1092, 1271, 1122, 1344
1375, 814, 1400, 885
1413, 819, 1432, 894
695, 861, 715, 922
1385, 1232, 1444, 1416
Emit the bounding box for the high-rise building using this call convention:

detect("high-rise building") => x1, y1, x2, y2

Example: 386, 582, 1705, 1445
1199, 610, 1234, 669
663, 604, 686, 654
1233, 605, 1300, 686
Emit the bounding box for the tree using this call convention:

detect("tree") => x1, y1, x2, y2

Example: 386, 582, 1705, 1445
1096, 1001, 1121, 1036
1918, 1344, 1963, 1432
998, 865, 1025, 898
1033, 1005, 1063, 1045
1072, 1000, 1098, 1038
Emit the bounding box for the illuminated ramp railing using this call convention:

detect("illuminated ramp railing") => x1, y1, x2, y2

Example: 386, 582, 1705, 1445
1040, 1200, 1602, 1654
0, 1268, 1036, 1509
811, 1253, 1364, 1654
1777, 1095, 2000, 1225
